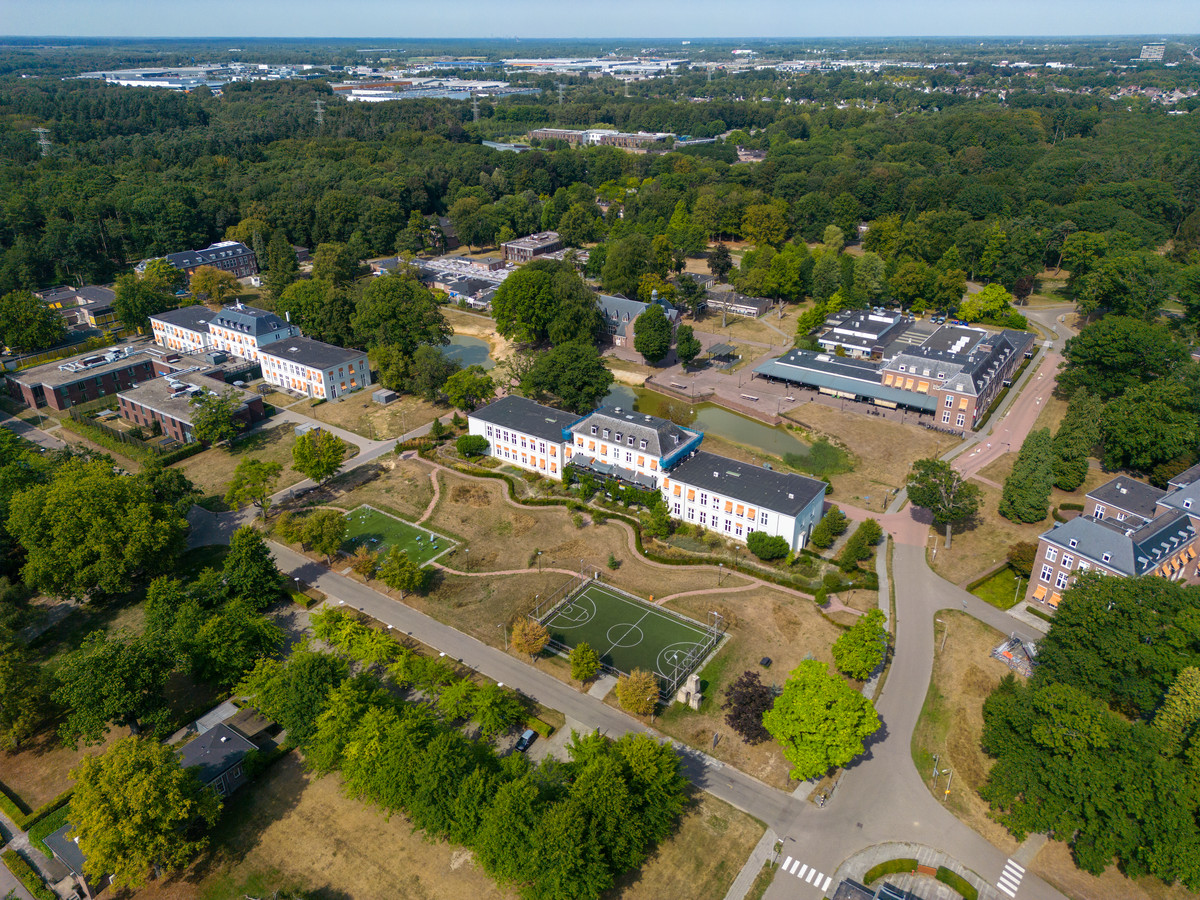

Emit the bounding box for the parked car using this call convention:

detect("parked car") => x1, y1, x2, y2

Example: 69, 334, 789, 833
515, 729, 537, 752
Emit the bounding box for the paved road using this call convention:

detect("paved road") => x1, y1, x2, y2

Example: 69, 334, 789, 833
0, 411, 66, 451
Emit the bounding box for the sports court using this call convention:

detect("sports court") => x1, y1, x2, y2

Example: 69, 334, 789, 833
540, 581, 722, 691
341, 504, 454, 566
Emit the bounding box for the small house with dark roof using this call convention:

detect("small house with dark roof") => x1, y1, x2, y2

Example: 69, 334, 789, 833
136, 240, 258, 280
177, 723, 256, 798
1084, 477, 1165, 525
467, 395, 584, 481
44, 822, 104, 899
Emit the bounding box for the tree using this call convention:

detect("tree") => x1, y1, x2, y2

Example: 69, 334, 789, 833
520, 340, 614, 414
264, 229, 298, 300
188, 387, 242, 445
189, 599, 284, 687
811, 253, 842, 303
349, 545, 379, 581
188, 265, 239, 306
1007, 542, 1037, 578
708, 243, 733, 282
236, 648, 348, 746
139, 258, 186, 295
0, 290, 66, 353
1075, 251, 1175, 319
1052, 389, 1102, 492
958, 283, 1014, 323
1102, 380, 1199, 474
809, 505, 848, 550
69, 736, 221, 889
906, 458, 981, 548
511, 618, 549, 661
311, 242, 361, 286
570, 642, 601, 684
439, 365, 494, 412
722, 671, 774, 744
112, 272, 176, 333
472, 683, 525, 739
762, 660, 880, 780
224, 458, 282, 518
301, 509, 346, 563
852, 252, 886, 304
1059, 317, 1188, 400
558, 202, 603, 247
456, 434, 489, 458
292, 428, 347, 485
633, 304, 672, 364
377, 547, 426, 598
746, 531, 789, 560
0, 637, 46, 750
888, 259, 933, 309
742, 202, 788, 249
353, 272, 450, 356
223, 526, 281, 608
601, 234, 653, 298
53, 631, 174, 746
675, 325, 702, 369
615, 669, 659, 716
832, 609, 889, 680
999, 428, 1055, 524
7, 458, 188, 600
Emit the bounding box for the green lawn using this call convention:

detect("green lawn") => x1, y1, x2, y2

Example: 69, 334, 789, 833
341, 504, 454, 565
969, 566, 1024, 610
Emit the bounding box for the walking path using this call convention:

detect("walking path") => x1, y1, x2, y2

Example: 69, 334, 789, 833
415, 469, 441, 525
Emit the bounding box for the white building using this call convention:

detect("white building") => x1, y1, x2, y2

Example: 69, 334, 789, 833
207, 304, 300, 363
467, 395, 581, 480
467, 399, 827, 551
149, 305, 216, 354
258, 337, 370, 400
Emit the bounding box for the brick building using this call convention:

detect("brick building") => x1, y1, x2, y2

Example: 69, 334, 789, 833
501, 231, 564, 263
117, 376, 265, 444
136, 240, 258, 280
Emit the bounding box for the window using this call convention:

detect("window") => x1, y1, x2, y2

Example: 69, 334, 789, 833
486, 426, 493, 437
760, 512, 768, 525
1061, 554, 1074, 569
590, 426, 597, 435
625, 451, 632, 463
942, 411, 951, 424
687, 508, 695, 520
603, 429, 609, 439
1068, 539, 1078, 548
944, 395, 953, 408
1045, 547, 1057, 563
1094, 504, 1106, 519
1116, 512, 1126, 521
724, 519, 732, 533
628, 436, 635, 447
700, 493, 708, 505
1055, 571, 1070, 590
637, 456, 645, 466
673, 502, 681, 515
699, 511, 707, 525
640, 440, 647, 450
956, 413, 965, 427
1040, 564, 1053, 583
735, 524, 743, 537
614, 432, 621, 443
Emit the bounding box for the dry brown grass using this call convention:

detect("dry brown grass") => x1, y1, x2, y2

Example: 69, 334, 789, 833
175, 424, 311, 507
1031, 837, 1200, 900
650, 587, 846, 790
298, 390, 447, 440
613, 793, 765, 900
0, 724, 129, 808
126, 753, 513, 900
910, 611, 1021, 853
694, 306, 795, 349
929, 483, 1037, 586
334, 456, 437, 522
785, 402, 946, 513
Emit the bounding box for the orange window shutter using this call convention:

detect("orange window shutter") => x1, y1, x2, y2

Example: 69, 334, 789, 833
917, 381, 929, 393
736, 505, 744, 516
638, 456, 645, 466
1032, 585, 1047, 600
601, 445, 607, 456
589, 441, 595, 451
688, 489, 696, 501
725, 501, 733, 513
904, 378, 915, 390
651, 460, 657, 470
959, 397, 969, 410
674, 485, 681, 497
748, 507, 756, 519
883, 374, 893, 386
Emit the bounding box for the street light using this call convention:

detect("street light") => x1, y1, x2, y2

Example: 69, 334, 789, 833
497, 623, 508, 651
718, 562, 724, 586
537, 550, 543, 574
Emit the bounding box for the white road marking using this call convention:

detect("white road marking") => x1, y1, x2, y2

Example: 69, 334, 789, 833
805, 868, 819, 884
788, 858, 800, 875
996, 858, 1025, 897
797, 864, 808, 878
783, 856, 793, 870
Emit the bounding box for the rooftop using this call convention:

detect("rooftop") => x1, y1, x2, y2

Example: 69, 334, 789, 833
43, 823, 88, 879
667, 450, 827, 517
11, 346, 155, 389
119, 375, 255, 425
258, 336, 366, 370
177, 722, 256, 784
150, 304, 215, 333
573, 407, 700, 460
210, 303, 292, 337
502, 231, 562, 251
1041, 509, 1196, 577
470, 395, 584, 445
1087, 477, 1165, 522
152, 240, 254, 272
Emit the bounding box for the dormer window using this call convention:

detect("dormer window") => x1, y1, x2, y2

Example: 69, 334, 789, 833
1069, 539, 1078, 548
640, 440, 647, 450
614, 432, 622, 442
627, 436, 634, 446
602, 429, 610, 439
898, 365, 906, 372
1102, 553, 1111, 563
1186, 499, 1193, 509
590, 426, 597, 435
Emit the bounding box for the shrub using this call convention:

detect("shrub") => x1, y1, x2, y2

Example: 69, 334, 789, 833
747, 531, 789, 561
1006, 541, 1037, 578
456, 434, 489, 457
935, 866, 978, 900
863, 858, 918, 884
2, 849, 56, 900
999, 428, 1054, 523
27, 803, 71, 856
525, 716, 555, 738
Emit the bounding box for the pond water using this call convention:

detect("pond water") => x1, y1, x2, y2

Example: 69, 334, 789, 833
602, 384, 812, 459
443, 334, 496, 370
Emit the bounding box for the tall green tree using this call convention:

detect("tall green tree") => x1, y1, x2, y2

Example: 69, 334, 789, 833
1052, 389, 1103, 491
1102, 380, 1198, 474
378, 547, 427, 599
1058, 316, 1188, 400
300, 509, 347, 563
443, 365, 495, 411
264, 229, 298, 300
223, 525, 281, 608
224, 458, 283, 518
762, 660, 880, 780
601, 234, 653, 298
311, 242, 361, 286
0, 290, 66, 353
906, 458, 981, 548
999, 428, 1055, 524
292, 429, 347, 485
0, 636, 47, 750
353, 272, 450, 355
112, 272, 176, 333
675, 324, 702, 368
832, 609, 889, 680
188, 387, 242, 445
520, 340, 614, 413
70, 736, 221, 889
236, 647, 348, 745
633, 304, 672, 364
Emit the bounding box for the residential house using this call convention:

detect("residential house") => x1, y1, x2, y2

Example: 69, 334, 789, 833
598, 293, 680, 348
177, 722, 257, 797
37, 285, 118, 330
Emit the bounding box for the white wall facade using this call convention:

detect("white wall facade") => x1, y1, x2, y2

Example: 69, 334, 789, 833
260, 353, 370, 399
209, 322, 300, 362
660, 473, 825, 552
470, 418, 566, 481
569, 425, 665, 484
151, 320, 210, 354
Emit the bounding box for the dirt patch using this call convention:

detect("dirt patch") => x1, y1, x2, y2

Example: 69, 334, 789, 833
300, 390, 447, 441
1031, 836, 1199, 900
328, 457, 436, 522
450, 483, 492, 508
0, 724, 129, 809
176, 424, 310, 508
910, 611, 1020, 853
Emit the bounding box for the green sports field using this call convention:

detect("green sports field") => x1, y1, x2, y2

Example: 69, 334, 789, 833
541, 582, 718, 687
341, 504, 453, 566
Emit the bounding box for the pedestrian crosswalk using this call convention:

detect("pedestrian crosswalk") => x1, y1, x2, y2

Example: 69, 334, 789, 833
997, 858, 1025, 897
780, 856, 832, 893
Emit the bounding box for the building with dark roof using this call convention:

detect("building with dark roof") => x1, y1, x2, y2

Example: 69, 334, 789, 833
598, 293, 680, 348
258, 337, 371, 400
704, 291, 772, 318
468, 398, 826, 550
150, 304, 217, 353
1027, 470, 1200, 610
207, 303, 299, 362
177, 723, 256, 797
117, 376, 265, 444
502, 231, 563, 263
37, 285, 118, 330
818, 310, 912, 358
467, 395, 584, 480
756, 322, 1033, 430
136, 240, 258, 279
44, 822, 103, 899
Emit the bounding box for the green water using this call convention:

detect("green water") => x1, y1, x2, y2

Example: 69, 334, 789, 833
602, 384, 812, 459
443, 334, 496, 370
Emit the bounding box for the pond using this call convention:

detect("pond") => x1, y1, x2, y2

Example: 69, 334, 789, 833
602, 384, 812, 460
442, 334, 496, 370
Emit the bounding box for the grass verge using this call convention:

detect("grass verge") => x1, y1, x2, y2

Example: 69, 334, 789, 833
746, 861, 778, 900
967, 566, 1023, 610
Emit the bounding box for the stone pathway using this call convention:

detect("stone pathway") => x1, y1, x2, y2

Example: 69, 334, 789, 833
723, 828, 779, 900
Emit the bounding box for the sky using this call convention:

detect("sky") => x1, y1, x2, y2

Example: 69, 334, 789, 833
4, 0, 1199, 40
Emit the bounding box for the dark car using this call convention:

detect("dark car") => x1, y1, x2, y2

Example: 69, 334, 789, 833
515, 729, 537, 752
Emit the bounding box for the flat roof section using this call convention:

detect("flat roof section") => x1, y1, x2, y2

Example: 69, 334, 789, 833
119, 375, 256, 424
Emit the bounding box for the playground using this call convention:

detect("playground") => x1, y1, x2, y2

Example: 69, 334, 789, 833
540, 581, 723, 691
341, 504, 454, 566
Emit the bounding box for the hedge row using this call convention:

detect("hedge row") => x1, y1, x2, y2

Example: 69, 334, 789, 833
1, 849, 57, 900
936, 866, 979, 900
0, 783, 71, 832
58, 416, 205, 466
525, 717, 556, 738
863, 858, 917, 884
27, 803, 71, 857
1025, 604, 1056, 623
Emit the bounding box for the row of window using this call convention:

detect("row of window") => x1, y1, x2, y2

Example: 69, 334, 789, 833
587, 424, 649, 451
941, 411, 967, 427
495, 446, 558, 474
485, 426, 556, 457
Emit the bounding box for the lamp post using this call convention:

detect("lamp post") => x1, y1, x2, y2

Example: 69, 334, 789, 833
463, 547, 469, 572
718, 562, 724, 586
498, 623, 508, 651
537, 550, 543, 574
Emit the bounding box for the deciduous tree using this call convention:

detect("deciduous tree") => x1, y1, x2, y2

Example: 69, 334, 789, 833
292, 428, 347, 485
675, 324, 702, 369
444, 365, 495, 411
224, 458, 282, 518
353, 272, 450, 355
188, 387, 242, 445
999, 428, 1055, 524
520, 340, 614, 413
633, 303, 672, 364
762, 660, 880, 780
570, 642, 601, 684
377, 546, 427, 598
511, 618, 549, 661
223, 525, 281, 608
615, 669, 659, 716
906, 458, 981, 548
722, 671, 774, 744
0, 290, 66, 353
832, 609, 889, 680
188, 265, 239, 307
300, 509, 346, 563
69, 736, 221, 889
